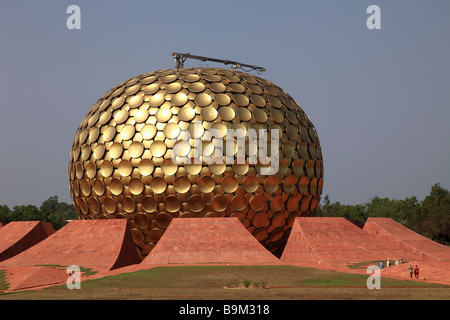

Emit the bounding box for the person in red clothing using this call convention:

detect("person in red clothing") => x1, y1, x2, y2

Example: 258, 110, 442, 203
414, 265, 420, 279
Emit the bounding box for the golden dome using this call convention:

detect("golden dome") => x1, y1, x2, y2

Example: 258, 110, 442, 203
69, 68, 323, 258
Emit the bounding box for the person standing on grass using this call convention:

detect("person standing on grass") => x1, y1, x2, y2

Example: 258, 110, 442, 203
387, 259, 390, 267
395, 259, 400, 266
408, 264, 413, 278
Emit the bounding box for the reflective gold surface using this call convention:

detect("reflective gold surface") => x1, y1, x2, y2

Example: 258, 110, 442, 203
69, 67, 323, 258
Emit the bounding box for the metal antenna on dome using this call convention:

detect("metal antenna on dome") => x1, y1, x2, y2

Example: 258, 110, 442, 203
171, 52, 266, 73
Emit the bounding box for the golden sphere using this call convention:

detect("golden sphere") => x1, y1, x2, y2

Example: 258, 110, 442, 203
68, 68, 324, 258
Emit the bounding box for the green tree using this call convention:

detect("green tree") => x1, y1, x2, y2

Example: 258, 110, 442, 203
0, 205, 11, 223
406, 184, 450, 244
0, 196, 77, 230
316, 195, 343, 217
317, 195, 367, 223
317, 184, 449, 244
364, 196, 418, 224
9, 205, 42, 221
40, 196, 77, 230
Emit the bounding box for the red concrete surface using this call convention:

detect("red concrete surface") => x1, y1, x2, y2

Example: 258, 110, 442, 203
143, 217, 281, 265
280, 217, 450, 285
379, 260, 450, 285
2, 217, 449, 291
0, 221, 52, 262
280, 217, 424, 266
364, 217, 450, 261
41, 222, 55, 237
1, 266, 68, 292
0, 219, 141, 271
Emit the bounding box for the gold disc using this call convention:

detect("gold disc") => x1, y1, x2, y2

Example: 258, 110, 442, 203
142, 196, 157, 213
194, 93, 212, 107
129, 141, 144, 158
138, 158, 154, 176
171, 92, 188, 107
134, 213, 150, 229
211, 195, 229, 212
110, 178, 124, 195
103, 126, 116, 142
92, 179, 105, 196
214, 93, 231, 106
173, 176, 191, 193
85, 161, 97, 179
164, 196, 181, 212
129, 178, 144, 195
141, 124, 157, 140
264, 175, 279, 193
163, 123, 181, 139
187, 195, 205, 212
110, 142, 124, 159
155, 108, 172, 122
120, 124, 135, 140
178, 105, 196, 121
100, 160, 114, 177
188, 82, 206, 93
128, 95, 144, 108
197, 176, 215, 193
221, 176, 238, 193
166, 82, 182, 94
243, 176, 259, 193
201, 106, 218, 121
118, 159, 133, 177
161, 158, 178, 175
149, 141, 167, 158
231, 194, 247, 211
104, 197, 117, 214
121, 197, 136, 213
149, 176, 167, 194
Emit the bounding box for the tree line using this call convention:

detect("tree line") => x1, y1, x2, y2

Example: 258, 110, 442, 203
316, 183, 450, 245
0, 196, 77, 230
0, 183, 448, 244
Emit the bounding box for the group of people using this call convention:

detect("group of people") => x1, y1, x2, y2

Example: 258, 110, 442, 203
409, 263, 420, 279
379, 259, 420, 279
379, 258, 404, 268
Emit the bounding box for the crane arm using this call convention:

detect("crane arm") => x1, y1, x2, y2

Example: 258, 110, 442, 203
171, 52, 266, 73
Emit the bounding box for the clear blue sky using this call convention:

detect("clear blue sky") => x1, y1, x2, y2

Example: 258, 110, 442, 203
0, 0, 449, 208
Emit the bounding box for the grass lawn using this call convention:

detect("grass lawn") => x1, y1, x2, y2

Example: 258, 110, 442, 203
0, 270, 8, 291
0, 265, 449, 300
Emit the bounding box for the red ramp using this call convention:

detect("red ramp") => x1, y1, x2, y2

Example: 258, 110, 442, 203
281, 217, 419, 266
0, 221, 54, 262
0, 220, 141, 271
143, 218, 281, 265
0, 266, 69, 292
364, 217, 450, 261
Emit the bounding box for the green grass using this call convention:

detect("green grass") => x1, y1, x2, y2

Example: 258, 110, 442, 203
347, 260, 407, 269
0, 265, 448, 300
0, 270, 9, 291
34, 264, 98, 276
